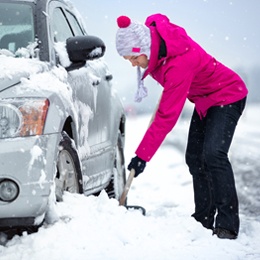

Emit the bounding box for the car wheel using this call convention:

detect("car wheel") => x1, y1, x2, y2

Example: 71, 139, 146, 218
106, 133, 126, 201
55, 132, 83, 201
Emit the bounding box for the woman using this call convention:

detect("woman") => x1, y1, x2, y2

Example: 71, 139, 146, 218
115, 14, 248, 239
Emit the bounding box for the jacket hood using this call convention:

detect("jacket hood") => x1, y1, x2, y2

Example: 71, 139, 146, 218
145, 13, 190, 58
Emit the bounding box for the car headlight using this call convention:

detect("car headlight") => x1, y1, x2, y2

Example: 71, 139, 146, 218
0, 179, 19, 202
0, 98, 49, 138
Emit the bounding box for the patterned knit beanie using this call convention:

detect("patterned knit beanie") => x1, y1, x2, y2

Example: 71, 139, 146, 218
116, 16, 151, 58
116, 16, 151, 102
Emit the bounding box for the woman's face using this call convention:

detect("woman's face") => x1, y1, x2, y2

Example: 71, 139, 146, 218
123, 54, 149, 69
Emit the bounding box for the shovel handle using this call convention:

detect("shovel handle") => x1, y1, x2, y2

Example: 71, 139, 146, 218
119, 98, 159, 207
119, 169, 135, 206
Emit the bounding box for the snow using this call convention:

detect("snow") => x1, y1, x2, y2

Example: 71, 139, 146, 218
1, 52, 100, 160
74, 101, 92, 159
0, 104, 260, 259
89, 47, 103, 58
28, 145, 43, 172
0, 55, 46, 81
54, 42, 71, 68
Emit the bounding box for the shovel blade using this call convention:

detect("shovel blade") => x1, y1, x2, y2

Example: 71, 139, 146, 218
126, 205, 146, 216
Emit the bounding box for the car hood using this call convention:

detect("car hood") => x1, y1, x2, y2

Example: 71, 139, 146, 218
0, 55, 49, 92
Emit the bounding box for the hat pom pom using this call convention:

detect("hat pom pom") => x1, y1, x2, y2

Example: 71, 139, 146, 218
117, 16, 131, 28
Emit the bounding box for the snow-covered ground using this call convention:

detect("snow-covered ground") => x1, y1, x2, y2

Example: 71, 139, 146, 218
0, 103, 259, 260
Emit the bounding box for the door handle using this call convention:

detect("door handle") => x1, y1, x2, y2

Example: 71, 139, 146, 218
105, 74, 113, 81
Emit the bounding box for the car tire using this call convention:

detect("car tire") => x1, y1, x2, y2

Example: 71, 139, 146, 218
105, 133, 126, 202
55, 132, 83, 201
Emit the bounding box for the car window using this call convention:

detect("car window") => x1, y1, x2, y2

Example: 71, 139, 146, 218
65, 10, 84, 36
0, 3, 34, 53
52, 8, 73, 42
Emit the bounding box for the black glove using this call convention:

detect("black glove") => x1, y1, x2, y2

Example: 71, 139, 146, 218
127, 156, 146, 177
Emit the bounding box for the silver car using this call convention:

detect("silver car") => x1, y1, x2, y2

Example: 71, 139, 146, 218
0, 0, 126, 233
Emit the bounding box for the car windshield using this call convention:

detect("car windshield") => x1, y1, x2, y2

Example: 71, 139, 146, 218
0, 3, 35, 54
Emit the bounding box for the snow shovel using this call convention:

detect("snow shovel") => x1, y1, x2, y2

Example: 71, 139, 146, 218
119, 169, 146, 215
118, 94, 161, 215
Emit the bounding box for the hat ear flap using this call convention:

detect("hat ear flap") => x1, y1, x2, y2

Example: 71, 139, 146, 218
135, 66, 148, 102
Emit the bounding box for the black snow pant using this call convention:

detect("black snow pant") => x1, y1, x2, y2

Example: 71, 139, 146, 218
185, 97, 246, 234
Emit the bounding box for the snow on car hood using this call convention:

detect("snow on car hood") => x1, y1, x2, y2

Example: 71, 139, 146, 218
0, 52, 109, 160
0, 55, 48, 92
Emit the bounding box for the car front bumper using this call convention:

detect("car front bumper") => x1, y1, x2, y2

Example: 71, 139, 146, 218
0, 133, 60, 228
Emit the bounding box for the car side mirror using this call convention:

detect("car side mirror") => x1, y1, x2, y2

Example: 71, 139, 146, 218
66, 35, 106, 71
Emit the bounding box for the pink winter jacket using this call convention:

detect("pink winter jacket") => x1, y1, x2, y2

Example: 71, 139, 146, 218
135, 13, 248, 162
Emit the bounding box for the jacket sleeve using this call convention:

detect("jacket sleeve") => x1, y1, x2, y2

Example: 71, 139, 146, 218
135, 63, 194, 162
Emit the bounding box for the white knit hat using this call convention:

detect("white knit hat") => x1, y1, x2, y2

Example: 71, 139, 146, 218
116, 16, 151, 58
116, 16, 151, 102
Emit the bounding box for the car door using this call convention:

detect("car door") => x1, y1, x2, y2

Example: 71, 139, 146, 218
48, 2, 114, 192
64, 9, 114, 148
49, 4, 98, 144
